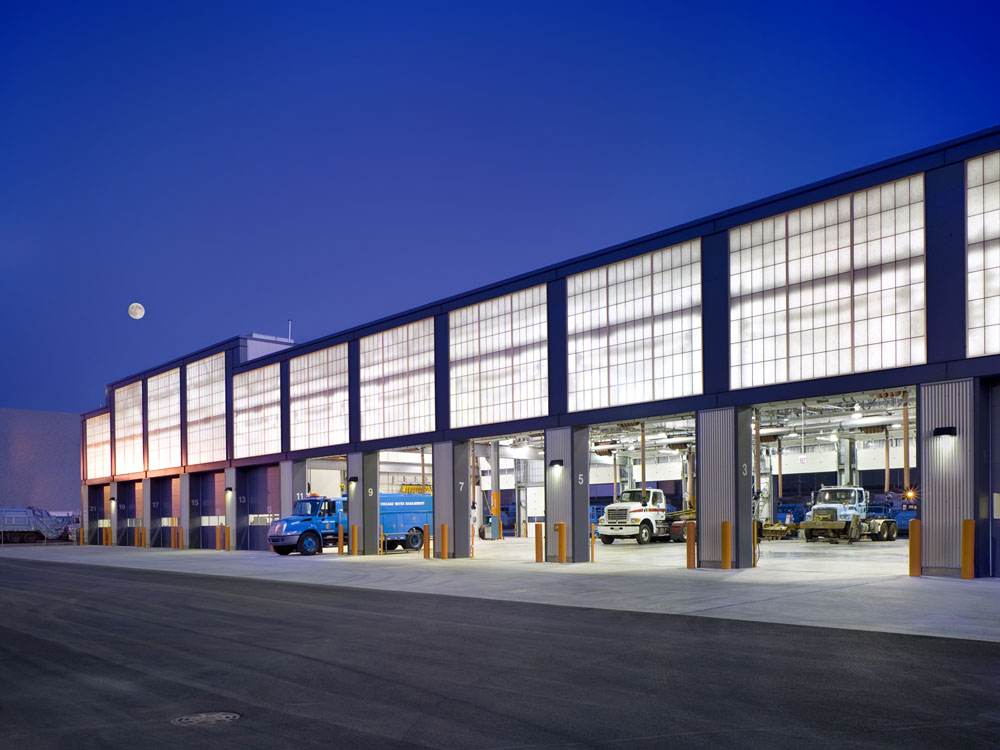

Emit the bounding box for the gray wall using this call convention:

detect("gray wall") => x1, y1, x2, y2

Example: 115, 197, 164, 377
0, 408, 81, 511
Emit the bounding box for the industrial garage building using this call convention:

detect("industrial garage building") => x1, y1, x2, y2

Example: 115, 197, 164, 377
81, 125, 1000, 577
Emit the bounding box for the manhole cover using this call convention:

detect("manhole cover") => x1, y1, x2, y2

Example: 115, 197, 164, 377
171, 712, 241, 728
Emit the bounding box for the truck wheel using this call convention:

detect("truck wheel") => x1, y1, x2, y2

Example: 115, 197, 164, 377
887, 523, 898, 542
600, 536, 615, 545
405, 529, 423, 550
274, 546, 293, 555
636, 523, 652, 545
803, 530, 814, 542
385, 540, 401, 551
875, 525, 888, 542
297, 533, 321, 556
24, 532, 41, 544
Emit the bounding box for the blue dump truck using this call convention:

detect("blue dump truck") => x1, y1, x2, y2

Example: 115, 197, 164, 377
267, 494, 433, 556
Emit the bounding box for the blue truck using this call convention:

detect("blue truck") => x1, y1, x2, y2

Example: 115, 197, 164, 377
267, 494, 433, 555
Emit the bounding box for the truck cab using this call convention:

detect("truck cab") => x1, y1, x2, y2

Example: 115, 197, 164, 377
268, 496, 345, 556
596, 488, 683, 545
801, 486, 897, 543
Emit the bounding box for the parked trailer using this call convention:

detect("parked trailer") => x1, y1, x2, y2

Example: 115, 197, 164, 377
268, 494, 433, 555
0, 506, 68, 543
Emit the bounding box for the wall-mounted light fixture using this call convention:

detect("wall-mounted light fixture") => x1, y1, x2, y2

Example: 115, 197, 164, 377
348, 476, 359, 484
548, 459, 563, 468
225, 487, 233, 494
932, 426, 957, 437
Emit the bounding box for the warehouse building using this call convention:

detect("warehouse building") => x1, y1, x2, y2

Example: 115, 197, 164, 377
81, 125, 1000, 577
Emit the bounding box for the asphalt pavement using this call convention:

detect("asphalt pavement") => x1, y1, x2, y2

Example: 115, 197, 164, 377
2, 557, 999, 749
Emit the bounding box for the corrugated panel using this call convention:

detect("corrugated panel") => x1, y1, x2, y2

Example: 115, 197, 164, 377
920, 380, 974, 571
546, 427, 573, 558
698, 408, 734, 564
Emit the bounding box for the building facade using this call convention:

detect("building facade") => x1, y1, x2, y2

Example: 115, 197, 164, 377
82, 126, 1000, 577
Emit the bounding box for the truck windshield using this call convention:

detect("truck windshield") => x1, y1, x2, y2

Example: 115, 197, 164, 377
815, 490, 859, 504
293, 500, 322, 516
619, 489, 654, 503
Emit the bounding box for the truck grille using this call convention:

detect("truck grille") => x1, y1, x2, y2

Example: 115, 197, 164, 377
812, 508, 838, 522
607, 508, 629, 523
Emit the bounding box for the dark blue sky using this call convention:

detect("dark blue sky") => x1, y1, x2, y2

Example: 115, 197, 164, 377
3, 1, 999, 413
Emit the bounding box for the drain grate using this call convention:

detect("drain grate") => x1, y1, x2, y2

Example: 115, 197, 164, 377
171, 712, 241, 728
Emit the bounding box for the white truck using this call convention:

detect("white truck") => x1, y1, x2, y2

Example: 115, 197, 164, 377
0, 506, 69, 543
597, 488, 693, 545
800, 486, 898, 543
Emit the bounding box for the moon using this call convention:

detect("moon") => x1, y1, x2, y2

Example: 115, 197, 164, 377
128, 302, 145, 320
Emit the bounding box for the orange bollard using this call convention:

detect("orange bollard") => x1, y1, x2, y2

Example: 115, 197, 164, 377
471, 522, 475, 559
909, 519, 921, 577
556, 522, 566, 563
178, 526, 184, 550
423, 524, 430, 559
686, 522, 696, 569
721, 520, 732, 570
216, 525, 222, 551
961, 519, 975, 580
378, 525, 384, 556
590, 523, 595, 562
338, 525, 344, 555
440, 523, 449, 559
225, 525, 231, 551
753, 521, 759, 567
535, 523, 543, 562
351, 525, 358, 555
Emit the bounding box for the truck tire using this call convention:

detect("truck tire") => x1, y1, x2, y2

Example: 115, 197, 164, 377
297, 532, 321, 556
887, 523, 898, 542
24, 532, 41, 544
803, 529, 815, 542
636, 523, 652, 545
405, 529, 423, 551
875, 525, 888, 542
600, 535, 615, 545
385, 540, 401, 551
274, 546, 294, 555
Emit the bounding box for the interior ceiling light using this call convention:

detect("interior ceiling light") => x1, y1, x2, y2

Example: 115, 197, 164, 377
891, 423, 902, 428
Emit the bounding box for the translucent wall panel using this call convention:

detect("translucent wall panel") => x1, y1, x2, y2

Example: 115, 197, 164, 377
233, 363, 281, 459
967, 151, 1000, 356
729, 174, 925, 389
186, 353, 226, 465
567, 239, 703, 412
147, 368, 181, 470
450, 285, 548, 428
113, 381, 143, 474
86, 413, 111, 479
360, 318, 435, 440
290, 344, 350, 450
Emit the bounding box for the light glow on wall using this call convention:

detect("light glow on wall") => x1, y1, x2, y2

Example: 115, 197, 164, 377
147, 368, 180, 470
113, 381, 143, 474
290, 344, 350, 450
233, 363, 281, 458
360, 318, 435, 440
86, 413, 111, 479
729, 174, 926, 389
967, 151, 1000, 356
450, 285, 548, 428
567, 239, 702, 412
186, 353, 226, 465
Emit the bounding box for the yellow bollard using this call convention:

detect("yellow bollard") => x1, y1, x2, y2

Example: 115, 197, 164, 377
440, 523, 448, 559
686, 521, 696, 569
753, 521, 758, 567
178, 526, 184, 550
351, 525, 358, 555
556, 522, 566, 564
961, 519, 975, 580
909, 519, 921, 577
338, 525, 345, 555
721, 520, 732, 570
535, 523, 543, 562
423, 524, 430, 559
216, 525, 222, 551
378, 525, 384, 556
225, 525, 231, 552
590, 523, 595, 562
471, 522, 475, 559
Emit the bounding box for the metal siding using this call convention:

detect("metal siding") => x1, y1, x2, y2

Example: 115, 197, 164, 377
432, 442, 454, 546
545, 426, 572, 561
698, 407, 735, 564
920, 380, 975, 571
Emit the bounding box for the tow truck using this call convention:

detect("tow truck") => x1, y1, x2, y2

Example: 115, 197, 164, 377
800, 486, 898, 543
596, 488, 693, 544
